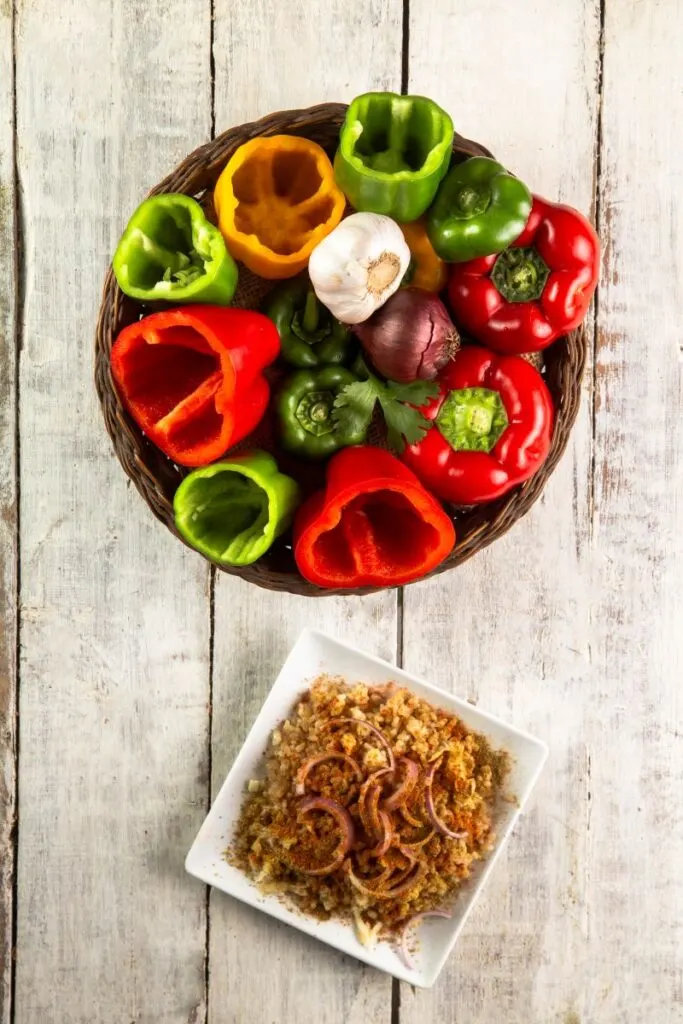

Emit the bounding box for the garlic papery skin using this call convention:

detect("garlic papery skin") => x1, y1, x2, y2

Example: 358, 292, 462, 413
308, 212, 411, 325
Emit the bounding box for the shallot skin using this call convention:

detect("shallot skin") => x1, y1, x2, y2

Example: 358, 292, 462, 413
353, 288, 460, 383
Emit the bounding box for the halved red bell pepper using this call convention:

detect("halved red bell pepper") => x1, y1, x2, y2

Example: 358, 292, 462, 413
294, 446, 455, 589
110, 306, 279, 467
401, 346, 554, 505
448, 196, 599, 353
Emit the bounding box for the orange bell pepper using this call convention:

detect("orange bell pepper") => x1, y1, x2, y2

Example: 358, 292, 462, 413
400, 219, 448, 292
214, 135, 346, 280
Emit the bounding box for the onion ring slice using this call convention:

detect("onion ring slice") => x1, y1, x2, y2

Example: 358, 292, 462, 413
285, 796, 355, 876
424, 758, 468, 840
328, 717, 396, 773
383, 757, 420, 811
295, 753, 362, 796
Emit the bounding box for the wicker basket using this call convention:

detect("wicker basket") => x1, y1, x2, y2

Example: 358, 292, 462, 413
94, 102, 586, 597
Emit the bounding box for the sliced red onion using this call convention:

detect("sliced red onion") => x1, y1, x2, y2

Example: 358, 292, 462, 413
346, 846, 416, 897
292, 796, 355, 876
295, 753, 362, 796
346, 860, 395, 893
383, 757, 420, 811
358, 767, 393, 836
424, 759, 468, 840
369, 810, 395, 858
400, 803, 424, 828
346, 861, 425, 901
398, 911, 452, 970
395, 844, 419, 868
328, 717, 396, 773
398, 826, 436, 850
379, 862, 426, 900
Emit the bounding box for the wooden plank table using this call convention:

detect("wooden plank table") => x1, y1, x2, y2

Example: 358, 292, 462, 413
1, 1, 682, 1021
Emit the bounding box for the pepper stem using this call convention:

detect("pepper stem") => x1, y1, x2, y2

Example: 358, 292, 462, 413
454, 185, 489, 218
436, 387, 508, 453
302, 290, 320, 334
295, 390, 335, 436
491, 246, 550, 303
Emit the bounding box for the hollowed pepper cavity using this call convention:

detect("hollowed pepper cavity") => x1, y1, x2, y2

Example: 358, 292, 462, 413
334, 92, 454, 222
214, 135, 346, 279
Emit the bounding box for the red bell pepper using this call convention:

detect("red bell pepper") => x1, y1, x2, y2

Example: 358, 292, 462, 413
401, 346, 554, 505
110, 306, 279, 467
294, 446, 455, 589
447, 196, 599, 353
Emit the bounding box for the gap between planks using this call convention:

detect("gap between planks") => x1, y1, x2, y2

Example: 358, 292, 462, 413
588, 0, 607, 542
9, 0, 23, 1018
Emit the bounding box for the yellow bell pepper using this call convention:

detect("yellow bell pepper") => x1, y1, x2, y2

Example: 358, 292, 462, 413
400, 219, 448, 292
214, 135, 346, 280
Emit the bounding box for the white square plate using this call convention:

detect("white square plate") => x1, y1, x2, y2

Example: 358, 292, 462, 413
185, 628, 548, 988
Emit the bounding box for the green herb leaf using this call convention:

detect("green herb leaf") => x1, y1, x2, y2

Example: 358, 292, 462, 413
378, 394, 433, 453
332, 379, 381, 436
386, 379, 440, 406
333, 368, 435, 454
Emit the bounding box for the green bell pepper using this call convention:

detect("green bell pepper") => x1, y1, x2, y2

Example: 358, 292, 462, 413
334, 92, 454, 222
173, 451, 300, 566
262, 276, 353, 368
277, 366, 367, 460
427, 157, 532, 262
113, 193, 238, 304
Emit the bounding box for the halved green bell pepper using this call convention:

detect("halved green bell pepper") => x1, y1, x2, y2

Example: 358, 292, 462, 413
334, 92, 454, 222
113, 193, 238, 304
277, 366, 367, 460
427, 157, 532, 262
173, 451, 300, 566
262, 276, 353, 368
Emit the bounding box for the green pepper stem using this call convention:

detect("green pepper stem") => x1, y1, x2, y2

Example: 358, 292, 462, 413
491, 246, 550, 303
302, 290, 320, 334
295, 390, 335, 437
455, 185, 489, 218
436, 387, 508, 453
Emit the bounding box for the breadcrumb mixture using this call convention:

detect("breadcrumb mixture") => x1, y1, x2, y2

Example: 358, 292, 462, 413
228, 676, 511, 945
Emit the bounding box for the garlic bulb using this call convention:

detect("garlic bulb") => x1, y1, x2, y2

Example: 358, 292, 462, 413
308, 212, 411, 325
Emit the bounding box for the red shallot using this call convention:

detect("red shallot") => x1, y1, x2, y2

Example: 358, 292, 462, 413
352, 288, 459, 383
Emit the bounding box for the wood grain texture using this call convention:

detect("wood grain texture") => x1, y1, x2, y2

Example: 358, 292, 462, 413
586, 1, 683, 1018
207, 3, 402, 1021
13, 2, 212, 1021
402, 2, 602, 1022
5, 0, 683, 1021
0, 2, 17, 1020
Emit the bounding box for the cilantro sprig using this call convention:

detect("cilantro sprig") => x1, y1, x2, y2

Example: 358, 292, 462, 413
333, 358, 438, 453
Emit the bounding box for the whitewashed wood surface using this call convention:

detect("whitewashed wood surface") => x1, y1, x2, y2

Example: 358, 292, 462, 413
1, 0, 682, 1022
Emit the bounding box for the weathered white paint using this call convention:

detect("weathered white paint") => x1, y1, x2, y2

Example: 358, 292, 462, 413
208, 3, 402, 1021
0, 2, 17, 1020
401, 2, 683, 1023
584, 1, 683, 1019
3, 0, 683, 1021
13, 1, 212, 1021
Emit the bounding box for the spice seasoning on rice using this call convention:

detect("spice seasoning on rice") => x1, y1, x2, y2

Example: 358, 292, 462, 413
227, 676, 511, 950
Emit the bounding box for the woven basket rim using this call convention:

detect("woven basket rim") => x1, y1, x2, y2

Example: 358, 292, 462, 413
94, 102, 587, 597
